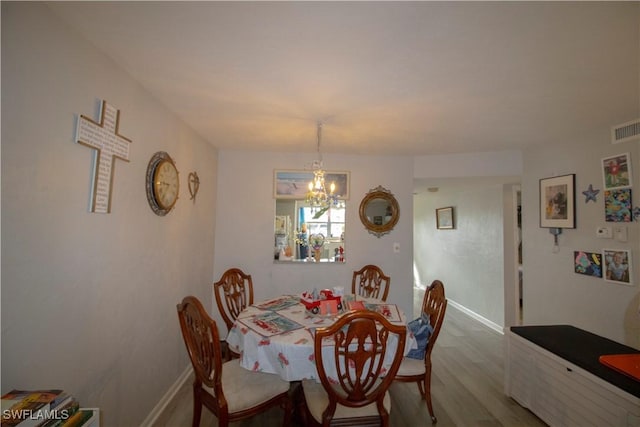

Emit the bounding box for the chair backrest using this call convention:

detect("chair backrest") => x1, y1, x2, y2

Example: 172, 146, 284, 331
176, 296, 224, 394
422, 280, 448, 361
351, 264, 390, 301
314, 310, 406, 425
213, 268, 254, 331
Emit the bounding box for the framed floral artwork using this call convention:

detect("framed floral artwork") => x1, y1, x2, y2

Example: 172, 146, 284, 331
602, 153, 632, 190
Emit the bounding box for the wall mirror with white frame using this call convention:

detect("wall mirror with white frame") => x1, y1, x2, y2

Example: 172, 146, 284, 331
274, 200, 346, 263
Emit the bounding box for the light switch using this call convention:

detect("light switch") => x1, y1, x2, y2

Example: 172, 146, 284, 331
614, 225, 628, 242
393, 242, 400, 253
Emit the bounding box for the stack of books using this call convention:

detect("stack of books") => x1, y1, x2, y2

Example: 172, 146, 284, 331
1, 389, 99, 427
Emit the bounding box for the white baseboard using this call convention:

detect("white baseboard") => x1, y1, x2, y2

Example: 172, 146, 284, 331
139, 365, 192, 427
448, 299, 504, 335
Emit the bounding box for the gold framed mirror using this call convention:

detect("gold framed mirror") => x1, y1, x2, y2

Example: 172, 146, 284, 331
359, 185, 399, 238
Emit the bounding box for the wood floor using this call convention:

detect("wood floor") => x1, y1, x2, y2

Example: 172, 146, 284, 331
152, 306, 546, 426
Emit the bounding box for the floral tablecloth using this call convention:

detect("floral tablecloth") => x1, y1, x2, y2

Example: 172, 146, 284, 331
226, 294, 417, 382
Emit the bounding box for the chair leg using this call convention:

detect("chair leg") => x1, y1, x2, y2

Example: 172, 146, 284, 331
417, 379, 426, 399
425, 391, 436, 423
293, 382, 311, 426
192, 388, 202, 427
424, 366, 437, 424
281, 394, 293, 427
220, 340, 229, 362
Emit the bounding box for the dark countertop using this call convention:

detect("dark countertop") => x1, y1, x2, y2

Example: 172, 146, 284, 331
511, 325, 640, 399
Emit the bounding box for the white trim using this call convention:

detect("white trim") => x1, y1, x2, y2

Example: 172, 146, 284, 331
448, 299, 504, 335
139, 365, 192, 427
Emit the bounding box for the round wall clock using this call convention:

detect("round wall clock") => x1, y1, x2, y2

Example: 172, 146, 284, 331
146, 151, 179, 216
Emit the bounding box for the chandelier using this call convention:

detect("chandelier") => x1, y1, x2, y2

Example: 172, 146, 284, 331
306, 122, 338, 210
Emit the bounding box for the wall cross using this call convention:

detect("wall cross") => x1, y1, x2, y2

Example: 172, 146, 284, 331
76, 100, 131, 213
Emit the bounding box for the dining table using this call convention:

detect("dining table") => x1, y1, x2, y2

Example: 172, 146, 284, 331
225, 293, 417, 382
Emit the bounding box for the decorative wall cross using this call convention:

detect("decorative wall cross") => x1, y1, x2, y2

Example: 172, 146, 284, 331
76, 100, 131, 213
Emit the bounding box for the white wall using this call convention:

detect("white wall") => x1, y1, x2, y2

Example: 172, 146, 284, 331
518, 3, 639, 346
213, 151, 415, 320
414, 150, 523, 179
516, 0, 640, 345
522, 141, 640, 347
1, 3, 217, 425
413, 151, 523, 327
414, 184, 509, 328
3, 4, 638, 427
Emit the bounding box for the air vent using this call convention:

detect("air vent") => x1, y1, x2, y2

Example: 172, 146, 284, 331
611, 118, 640, 144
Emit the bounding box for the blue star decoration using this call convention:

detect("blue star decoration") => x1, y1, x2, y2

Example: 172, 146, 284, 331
633, 206, 640, 221
582, 184, 600, 203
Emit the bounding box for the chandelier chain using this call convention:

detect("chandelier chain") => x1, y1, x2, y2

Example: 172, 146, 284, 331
316, 121, 323, 163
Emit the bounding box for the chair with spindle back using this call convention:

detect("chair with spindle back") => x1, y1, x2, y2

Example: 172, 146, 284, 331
351, 264, 390, 301
393, 280, 447, 424
177, 296, 292, 427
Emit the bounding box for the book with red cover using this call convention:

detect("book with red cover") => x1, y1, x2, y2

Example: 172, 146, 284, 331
599, 354, 640, 381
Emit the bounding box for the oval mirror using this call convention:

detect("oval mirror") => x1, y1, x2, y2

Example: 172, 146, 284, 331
359, 185, 399, 238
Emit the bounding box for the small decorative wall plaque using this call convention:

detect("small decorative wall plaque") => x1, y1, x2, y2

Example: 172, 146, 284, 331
582, 184, 600, 203
188, 171, 200, 202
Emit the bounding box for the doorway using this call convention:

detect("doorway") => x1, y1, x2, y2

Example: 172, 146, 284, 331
513, 187, 523, 325
517, 190, 523, 323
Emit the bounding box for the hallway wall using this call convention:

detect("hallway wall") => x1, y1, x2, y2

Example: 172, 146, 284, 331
414, 184, 509, 328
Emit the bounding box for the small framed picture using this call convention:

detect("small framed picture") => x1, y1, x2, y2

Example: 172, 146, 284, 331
273, 169, 350, 199
605, 188, 632, 222
436, 207, 454, 229
603, 249, 632, 285
574, 251, 603, 278
602, 153, 632, 190
539, 174, 575, 228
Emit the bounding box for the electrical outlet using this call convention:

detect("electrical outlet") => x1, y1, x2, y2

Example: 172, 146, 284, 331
596, 226, 612, 238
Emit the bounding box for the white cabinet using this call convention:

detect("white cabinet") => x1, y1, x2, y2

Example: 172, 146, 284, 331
506, 331, 640, 427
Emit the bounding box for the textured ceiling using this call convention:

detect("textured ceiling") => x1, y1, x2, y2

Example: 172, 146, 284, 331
48, 1, 639, 156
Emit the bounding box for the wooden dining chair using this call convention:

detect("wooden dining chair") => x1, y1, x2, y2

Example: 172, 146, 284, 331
213, 268, 254, 332
299, 310, 407, 426
351, 264, 391, 301
177, 296, 292, 427
393, 280, 447, 424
